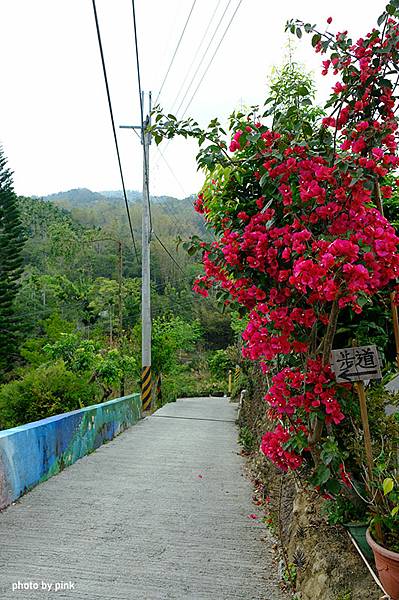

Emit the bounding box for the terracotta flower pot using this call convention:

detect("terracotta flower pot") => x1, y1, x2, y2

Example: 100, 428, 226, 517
366, 528, 399, 600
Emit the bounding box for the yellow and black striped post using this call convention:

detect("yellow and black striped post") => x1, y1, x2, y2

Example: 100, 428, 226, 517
234, 365, 241, 386
141, 366, 152, 411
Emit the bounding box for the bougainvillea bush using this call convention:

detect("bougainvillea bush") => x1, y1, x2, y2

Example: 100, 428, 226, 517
151, 3, 399, 498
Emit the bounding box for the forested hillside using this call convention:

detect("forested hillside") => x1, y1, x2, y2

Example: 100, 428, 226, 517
0, 188, 235, 430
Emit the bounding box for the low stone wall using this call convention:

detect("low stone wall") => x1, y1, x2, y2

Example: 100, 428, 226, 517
237, 363, 380, 600
0, 393, 141, 510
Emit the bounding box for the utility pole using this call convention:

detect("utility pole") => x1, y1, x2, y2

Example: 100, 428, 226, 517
120, 91, 152, 412
141, 92, 152, 411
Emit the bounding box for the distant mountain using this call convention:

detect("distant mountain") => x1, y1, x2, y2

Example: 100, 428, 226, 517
34, 188, 109, 205
100, 190, 141, 202
34, 188, 195, 207
27, 187, 207, 239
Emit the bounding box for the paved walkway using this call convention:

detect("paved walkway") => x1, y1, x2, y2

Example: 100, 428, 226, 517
0, 397, 285, 600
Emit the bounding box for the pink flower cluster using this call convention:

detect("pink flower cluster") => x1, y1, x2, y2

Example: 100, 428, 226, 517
260, 424, 304, 472
264, 359, 344, 425
260, 359, 344, 471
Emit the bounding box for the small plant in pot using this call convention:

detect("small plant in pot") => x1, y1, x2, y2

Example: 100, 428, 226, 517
324, 491, 373, 562
366, 473, 399, 599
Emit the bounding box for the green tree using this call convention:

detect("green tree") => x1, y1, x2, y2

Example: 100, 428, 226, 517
265, 60, 323, 135
132, 315, 202, 377
0, 149, 25, 378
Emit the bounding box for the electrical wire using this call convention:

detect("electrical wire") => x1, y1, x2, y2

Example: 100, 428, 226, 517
181, 0, 243, 119
154, 201, 183, 234
174, 0, 232, 117
91, 0, 139, 263
150, 147, 184, 232
152, 231, 186, 274
150, 143, 193, 238
169, 0, 222, 114
153, 0, 229, 165
131, 0, 144, 126
156, 146, 187, 198
152, 0, 233, 173
131, 0, 153, 233
155, 0, 198, 106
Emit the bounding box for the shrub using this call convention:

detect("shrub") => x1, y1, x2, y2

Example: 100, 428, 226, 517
207, 349, 233, 377
0, 361, 99, 430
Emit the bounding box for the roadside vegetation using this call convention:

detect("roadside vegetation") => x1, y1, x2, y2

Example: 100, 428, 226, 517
0, 170, 234, 429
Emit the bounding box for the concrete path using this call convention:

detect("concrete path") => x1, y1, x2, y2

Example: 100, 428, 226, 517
0, 397, 285, 600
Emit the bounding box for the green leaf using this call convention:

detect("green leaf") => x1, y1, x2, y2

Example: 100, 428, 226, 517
383, 477, 394, 495
391, 506, 399, 517
302, 122, 313, 137
377, 13, 386, 26
326, 478, 341, 495
296, 27, 302, 39
320, 449, 333, 465
313, 464, 331, 486
259, 172, 269, 189
311, 33, 321, 47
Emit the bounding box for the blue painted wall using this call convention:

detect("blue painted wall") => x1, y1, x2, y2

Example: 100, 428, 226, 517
0, 394, 141, 510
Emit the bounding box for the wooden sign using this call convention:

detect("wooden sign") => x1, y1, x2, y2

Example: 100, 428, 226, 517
331, 345, 382, 383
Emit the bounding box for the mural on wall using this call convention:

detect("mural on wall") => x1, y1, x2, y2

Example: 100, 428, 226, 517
0, 394, 141, 510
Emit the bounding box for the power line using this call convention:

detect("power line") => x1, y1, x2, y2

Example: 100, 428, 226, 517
152, 200, 182, 234
175, 0, 232, 117
131, 0, 153, 233
91, 0, 139, 263
181, 0, 243, 119
131, 0, 144, 126
139, 158, 188, 234
155, 0, 198, 106
152, 0, 233, 172
150, 144, 190, 236
169, 0, 223, 114
156, 145, 187, 198
153, 231, 186, 274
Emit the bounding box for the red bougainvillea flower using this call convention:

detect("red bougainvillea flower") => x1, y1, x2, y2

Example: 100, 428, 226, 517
189, 7, 399, 478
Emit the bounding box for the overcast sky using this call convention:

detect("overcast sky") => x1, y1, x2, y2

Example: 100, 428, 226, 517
0, 0, 386, 199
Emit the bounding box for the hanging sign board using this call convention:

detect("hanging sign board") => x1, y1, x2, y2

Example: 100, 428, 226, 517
330, 345, 382, 383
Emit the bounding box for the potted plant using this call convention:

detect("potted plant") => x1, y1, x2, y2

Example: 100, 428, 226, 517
366, 475, 399, 599
323, 489, 374, 561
